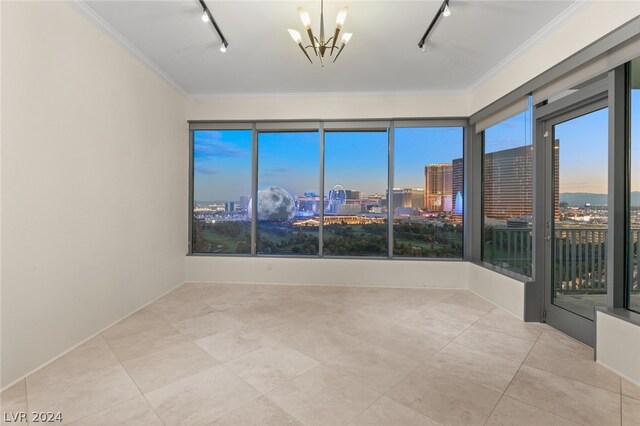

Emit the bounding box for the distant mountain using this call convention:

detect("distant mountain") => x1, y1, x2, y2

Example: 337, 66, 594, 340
560, 193, 607, 206
560, 192, 640, 206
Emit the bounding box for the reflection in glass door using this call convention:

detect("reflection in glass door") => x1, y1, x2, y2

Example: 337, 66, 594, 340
551, 107, 609, 320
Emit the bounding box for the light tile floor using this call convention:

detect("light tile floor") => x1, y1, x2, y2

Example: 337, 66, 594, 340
2, 283, 639, 425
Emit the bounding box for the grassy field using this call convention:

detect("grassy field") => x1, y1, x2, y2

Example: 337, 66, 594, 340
199, 227, 250, 254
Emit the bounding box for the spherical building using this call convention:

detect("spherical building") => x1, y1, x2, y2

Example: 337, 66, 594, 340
248, 186, 297, 220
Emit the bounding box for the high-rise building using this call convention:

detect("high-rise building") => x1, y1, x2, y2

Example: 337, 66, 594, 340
411, 188, 424, 210
424, 163, 453, 212
391, 188, 412, 209
483, 145, 532, 220
239, 195, 250, 210
345, 190, 363, 200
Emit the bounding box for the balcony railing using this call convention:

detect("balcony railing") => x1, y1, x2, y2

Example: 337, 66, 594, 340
488, 227, 533, 277
553, 228, 607, 294
490, 227, 640, 295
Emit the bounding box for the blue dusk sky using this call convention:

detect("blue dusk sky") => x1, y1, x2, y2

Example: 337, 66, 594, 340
194, 128, 464, 201
193, 91, 640, 202
554, 107, 609, 194
193, 130, 252, 202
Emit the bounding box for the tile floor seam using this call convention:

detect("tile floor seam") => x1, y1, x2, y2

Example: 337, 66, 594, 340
448, 329, 535, 366
483, 331, 544, 425
100, 310, 186, 365
344, 392, 386, 425
57, 394, 143, 426
543, 331, 592, 354
424, 298, 497, 360
472, 320, 544, 341
320, 338, 429, 396
209, 340, 264, 364
379, 322, 462, 420
620, 379, 623, 426
118, 344, 221, 394
503, 390, 613, 426
217, 361, 277, 399
386, 303, 521, 423
260, 394, 309, 426
100, 332, 167, 426
522, 356, 622, 395
505, 364, 621, 426
24, 380, 30, 426
310, 349, 388, 396
223, 344, 322, 395
100, 331, 168, 366
260, 363, 367, 425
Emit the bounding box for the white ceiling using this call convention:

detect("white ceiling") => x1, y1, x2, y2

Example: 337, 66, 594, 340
79, 0, 580, 96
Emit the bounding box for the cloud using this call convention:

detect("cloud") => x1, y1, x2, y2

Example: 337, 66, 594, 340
194, 138, 249, 159
262, 167, 292, 176
194, 164, 219, 176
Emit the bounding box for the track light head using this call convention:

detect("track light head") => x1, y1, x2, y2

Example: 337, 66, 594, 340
219, 44, 227, 53
443, 2, 451, 17
201, 10, 209, 22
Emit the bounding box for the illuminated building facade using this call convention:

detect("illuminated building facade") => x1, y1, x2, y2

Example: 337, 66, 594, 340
424, 163, 453, 212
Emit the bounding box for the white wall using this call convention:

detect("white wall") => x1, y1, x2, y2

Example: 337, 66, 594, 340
186, 256, 469, 289
469, 0, 640, 114
467, 263, 526, 319
596, 311, 640, 386
186, 92, 470, 121
0, 1, 187, 388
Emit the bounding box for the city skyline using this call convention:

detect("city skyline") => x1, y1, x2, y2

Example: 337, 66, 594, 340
194, 93, 640, 204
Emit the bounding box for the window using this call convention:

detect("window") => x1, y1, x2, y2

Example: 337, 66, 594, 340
552, 107, 609, 320
482, 104, 533, 275
629, 58, 640, 313
257, 131, 320, 255
323, 131, 388, 256
393, 127, 464, 258
190, 121, 465, 259
192, 130, 252, 254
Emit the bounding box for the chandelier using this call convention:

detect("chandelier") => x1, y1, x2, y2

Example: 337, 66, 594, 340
287, 0, 353, 66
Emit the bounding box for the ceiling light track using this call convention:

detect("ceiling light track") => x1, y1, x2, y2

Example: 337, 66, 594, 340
199, 0, 228, 53
418, 0, 451, 50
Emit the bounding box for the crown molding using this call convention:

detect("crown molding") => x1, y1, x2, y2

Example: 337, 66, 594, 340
187, 88, 469, 100
66, 0, 189, 97
466, 0, 591, 92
